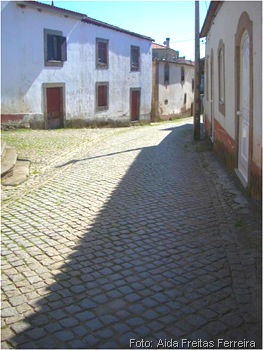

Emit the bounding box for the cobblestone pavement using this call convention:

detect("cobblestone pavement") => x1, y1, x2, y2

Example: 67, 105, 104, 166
1, 119, 262, 349
1, 127, 125, 202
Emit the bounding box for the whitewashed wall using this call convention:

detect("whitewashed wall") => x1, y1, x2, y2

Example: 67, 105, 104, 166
204, 1, 262, 164
156, 62, 194, 119
1, 1, 152, 128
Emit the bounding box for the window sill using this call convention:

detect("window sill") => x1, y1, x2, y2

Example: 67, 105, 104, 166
97, 64, 108, 69
45, 60, 64, 67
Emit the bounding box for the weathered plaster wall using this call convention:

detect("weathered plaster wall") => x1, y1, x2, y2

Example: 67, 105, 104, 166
154, 62, 194, 120
1, 1, 152, 128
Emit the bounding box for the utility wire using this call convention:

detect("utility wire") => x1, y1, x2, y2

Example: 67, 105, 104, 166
170, 39, 194, 43
170, 39, 206, 43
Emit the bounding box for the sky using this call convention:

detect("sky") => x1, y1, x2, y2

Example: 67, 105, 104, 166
40, 1, 210, 60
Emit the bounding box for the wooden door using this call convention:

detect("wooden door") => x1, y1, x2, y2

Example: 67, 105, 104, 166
238, 31, 250, 183
46, 87, 63, 129
131, 89, 140, 122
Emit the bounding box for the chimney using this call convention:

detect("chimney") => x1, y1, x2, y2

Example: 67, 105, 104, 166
163, 38, 170, 48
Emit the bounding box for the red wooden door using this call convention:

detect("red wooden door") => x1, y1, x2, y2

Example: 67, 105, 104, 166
131, 90, 140, 122
46, 87, 63, 129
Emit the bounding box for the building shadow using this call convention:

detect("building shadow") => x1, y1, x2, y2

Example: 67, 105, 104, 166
7, 123, 262, 349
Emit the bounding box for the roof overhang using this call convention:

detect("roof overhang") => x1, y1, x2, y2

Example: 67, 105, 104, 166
153, 58, 195, 67
16, 1, 154, 42
81, 17, 154, 42
200, 1, 223, 38
16, 1, 87, 19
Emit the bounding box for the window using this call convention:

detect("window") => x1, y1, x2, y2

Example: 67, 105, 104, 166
184, 93, 187, 105
192, 78, 194, 92
181, 66, 185, 83
44, 29, 67, 67
210, 50, 213, 103
164, 63, 169, 85
96, 82, 109, 110
131, 46, 140, 71
219, 50, 224, 102
96, 38, 109, 68
218, 40, 225, 115
206, 57, 209, 101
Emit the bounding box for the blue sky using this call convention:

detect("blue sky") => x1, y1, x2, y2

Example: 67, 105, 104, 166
40, 1, 210, 60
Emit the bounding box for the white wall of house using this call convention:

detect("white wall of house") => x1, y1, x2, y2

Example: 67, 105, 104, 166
1, 1, 152, 128
153, 61, 194, 119
204, 1, 262, 163
203, 0, 262, 199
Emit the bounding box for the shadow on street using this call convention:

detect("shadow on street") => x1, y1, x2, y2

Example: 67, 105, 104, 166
6, 123, 262, 349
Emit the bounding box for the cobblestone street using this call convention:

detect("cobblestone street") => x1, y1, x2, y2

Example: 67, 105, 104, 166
1, 119, 262, 349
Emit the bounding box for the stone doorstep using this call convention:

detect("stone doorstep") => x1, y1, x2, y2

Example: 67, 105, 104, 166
1, 147, 17, 178
2, 159, 30, 186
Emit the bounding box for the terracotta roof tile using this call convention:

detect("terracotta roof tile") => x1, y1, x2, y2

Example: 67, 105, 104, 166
152, 43, 166, 49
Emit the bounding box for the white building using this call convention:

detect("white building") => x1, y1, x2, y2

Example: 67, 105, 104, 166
151, 43, 195, 121
200, 0, 262, 200
1, 1, 153, 129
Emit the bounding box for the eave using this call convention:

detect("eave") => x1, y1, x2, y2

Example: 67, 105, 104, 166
200, 1, 223, 38
81, 17, 154, 42
153, 58, 195, 67
16, 1, 154, 42
16, 1, 87, 19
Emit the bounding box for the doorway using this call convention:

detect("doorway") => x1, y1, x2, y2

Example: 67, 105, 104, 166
44, 84, 64, 129
130, 89, 140, 122
237, 31, 250, 184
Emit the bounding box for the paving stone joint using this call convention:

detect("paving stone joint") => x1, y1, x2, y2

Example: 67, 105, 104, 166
1, 119, 262, 349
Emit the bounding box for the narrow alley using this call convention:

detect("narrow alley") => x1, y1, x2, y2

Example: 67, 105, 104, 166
1, 119, 261, 349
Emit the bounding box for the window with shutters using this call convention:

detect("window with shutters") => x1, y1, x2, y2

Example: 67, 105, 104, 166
96, 38, 109, 68
96, 82, 109, 111
44, 29, 67, 67
131, 46, 140, 71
